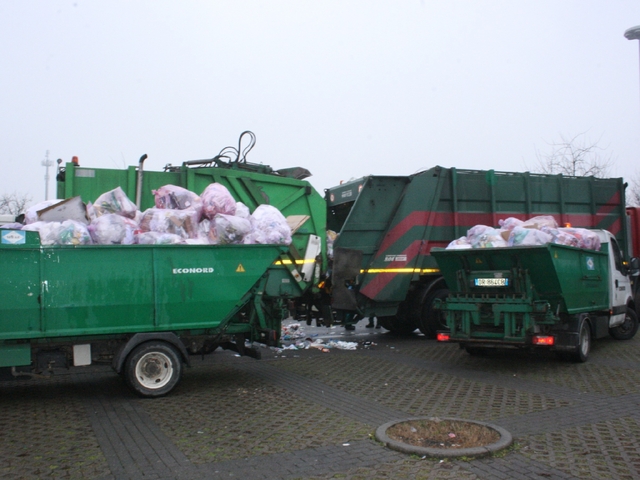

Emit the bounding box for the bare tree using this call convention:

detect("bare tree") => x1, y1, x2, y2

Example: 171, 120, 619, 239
628, 172, 640, 207
0, 192, 32, 216
532, 132, 615, 178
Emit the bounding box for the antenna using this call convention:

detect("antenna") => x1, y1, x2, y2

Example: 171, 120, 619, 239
41, 150, 53, 200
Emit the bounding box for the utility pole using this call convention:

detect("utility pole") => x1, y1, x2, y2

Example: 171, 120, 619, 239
41, 150, 53, 200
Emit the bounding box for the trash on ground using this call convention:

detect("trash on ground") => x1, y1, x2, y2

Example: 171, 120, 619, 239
279, 323, 364, 352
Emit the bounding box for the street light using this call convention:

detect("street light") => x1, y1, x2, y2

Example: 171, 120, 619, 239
625, 26, 640, 102
41, 150, 53, 200
625, 25, 640, 40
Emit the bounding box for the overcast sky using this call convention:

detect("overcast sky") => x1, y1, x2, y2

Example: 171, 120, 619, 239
2, 1, 640, 205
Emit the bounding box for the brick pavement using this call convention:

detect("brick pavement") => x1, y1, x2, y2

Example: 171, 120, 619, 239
1, 321, 639, 479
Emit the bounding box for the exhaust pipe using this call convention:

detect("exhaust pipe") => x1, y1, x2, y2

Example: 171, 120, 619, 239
136, 154, 148, 209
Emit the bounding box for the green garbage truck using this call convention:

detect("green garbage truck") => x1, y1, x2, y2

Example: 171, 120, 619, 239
0, 133, 326, 397
325, 166, 636, 336
431, 230, 640, 361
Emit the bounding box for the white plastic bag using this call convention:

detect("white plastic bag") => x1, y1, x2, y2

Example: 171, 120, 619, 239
212, 214, 252, 244
467, 225, 508, 248
153, 185, 202, 213
244, 205, 292, 245
135, 232, 185, 245
558, 227, 601, 250
200, 183, 236, 219
540, 226, 580, 248
446, 236, 472, 250
93, 187, 138, 219
498, 217, 524, 231
22, 221, 61, 245
24, 220, 92, 245
24, 200, 63, 224
139, 208, 199, 239
88, 214, 138, 245
195, 218, 214, 244
522, 215, 558, 230
508, 226, 554, 246
235, 202, 251, 219
57, 220, 93, 245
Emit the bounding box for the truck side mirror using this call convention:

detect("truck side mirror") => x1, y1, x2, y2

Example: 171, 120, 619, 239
629, 257, 640, 277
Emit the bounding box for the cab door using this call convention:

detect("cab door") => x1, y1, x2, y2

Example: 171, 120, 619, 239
607, 235, 631, 327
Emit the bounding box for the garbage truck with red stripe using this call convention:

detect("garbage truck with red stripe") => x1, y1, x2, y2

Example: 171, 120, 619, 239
325, 166, 639, 340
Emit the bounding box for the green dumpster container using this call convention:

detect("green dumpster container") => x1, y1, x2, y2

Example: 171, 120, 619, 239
431, 243, 611, 352
0, 230, 290, 340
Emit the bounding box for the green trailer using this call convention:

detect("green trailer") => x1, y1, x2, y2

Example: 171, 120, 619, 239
0, 229, 308, 396
431, 230, 639, 361
325, 166, 633, 336
0, 134, 329, 396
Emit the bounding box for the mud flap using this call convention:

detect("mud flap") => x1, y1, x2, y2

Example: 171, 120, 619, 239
554, 331, 579, 351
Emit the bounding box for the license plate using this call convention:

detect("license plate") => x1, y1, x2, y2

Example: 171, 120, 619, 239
474, 278, 508, 287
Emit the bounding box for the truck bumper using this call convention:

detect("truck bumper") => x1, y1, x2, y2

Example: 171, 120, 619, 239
438, 331, 580, 352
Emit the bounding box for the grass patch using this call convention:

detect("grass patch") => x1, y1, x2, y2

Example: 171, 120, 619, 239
386, 418, 500, 449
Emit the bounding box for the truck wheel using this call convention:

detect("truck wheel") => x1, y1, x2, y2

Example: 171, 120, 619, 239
571, 317, 591, 363
417, 289, 449, 338
125, 341, 183, 398
609, 308, 639, 340
378, 315, 416, 335
465, 346, 487, 356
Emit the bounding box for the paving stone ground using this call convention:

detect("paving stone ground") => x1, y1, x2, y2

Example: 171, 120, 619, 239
1, 320, 640, 479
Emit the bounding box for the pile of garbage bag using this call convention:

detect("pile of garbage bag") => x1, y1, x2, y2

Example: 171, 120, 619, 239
446, 215, 601, 251
12, 182, 293, 246
23, 220, 92, 246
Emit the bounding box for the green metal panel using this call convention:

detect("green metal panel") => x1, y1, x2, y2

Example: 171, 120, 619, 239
152, 245, 284, 329
432, 244, 609, 314
0, 344, 31, 367
0, 233, 288, 340
0, 232, 42, 338
264, 267, 305, 297
41, 246, 156, 335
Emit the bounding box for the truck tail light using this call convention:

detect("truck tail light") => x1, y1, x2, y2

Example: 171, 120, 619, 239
532, 335, 555, 346
436, 332, 450, 342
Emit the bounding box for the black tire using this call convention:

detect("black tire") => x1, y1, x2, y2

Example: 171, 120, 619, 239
609, 308, 639, 340
378, 315, 416, 335
465, 346, 487, 356
124, 341, 183, 398
570, 316, 591, 363
417, 289, 450, 338
377, 316, 392, 331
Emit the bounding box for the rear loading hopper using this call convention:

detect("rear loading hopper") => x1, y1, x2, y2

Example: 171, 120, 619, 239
431, 242, 619, 361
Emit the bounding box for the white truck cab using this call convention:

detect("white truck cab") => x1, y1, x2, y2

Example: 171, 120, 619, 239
597, 230, 639, 334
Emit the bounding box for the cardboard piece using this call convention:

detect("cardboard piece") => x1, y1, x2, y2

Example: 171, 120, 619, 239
37, 196, 89, 224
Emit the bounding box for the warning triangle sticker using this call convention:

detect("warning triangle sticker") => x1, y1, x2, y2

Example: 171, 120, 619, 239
236, 264, 246, 273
